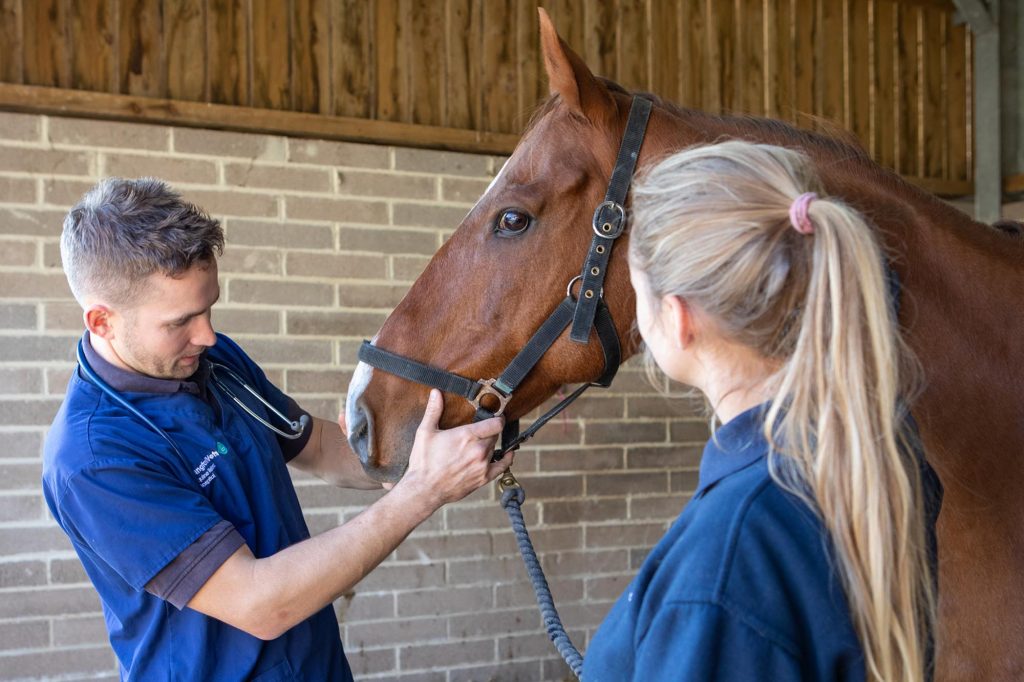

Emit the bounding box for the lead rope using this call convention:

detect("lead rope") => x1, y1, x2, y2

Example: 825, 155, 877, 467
499, 472, 585, 678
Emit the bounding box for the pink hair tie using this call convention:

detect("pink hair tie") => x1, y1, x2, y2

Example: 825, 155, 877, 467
789, 192, 818, 235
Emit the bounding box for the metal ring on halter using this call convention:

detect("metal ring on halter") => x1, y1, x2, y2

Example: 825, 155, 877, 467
566, 274, 603, 301
470, 378, 512, 417
592, 200, 626, 239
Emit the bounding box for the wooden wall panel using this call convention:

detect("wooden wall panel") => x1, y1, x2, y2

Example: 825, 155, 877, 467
793, 0, 816, 129
818, 0, 845, 126
207, 0, 247, 106
849, 0, 871, 144
0, 0, 972, 190
119, 0, 163, 97
481, 0, 518, 133
444, 0, 477, 130
23, 0, 71, 88
374, 0, 405, 123
165, 0, 205, 101
582, 0, 615, 81
615, 0, 647, 92
70, 0, 116, 93
0, 0, 24, 84
873, 0, 898, 169
947, 17, 969, 182
251, 1, 290, 110
292, 0, 330, 114
679, 0, 706, 110
331, 0, 371, 118
736, 0, 765, 117
896, 3, 921, 176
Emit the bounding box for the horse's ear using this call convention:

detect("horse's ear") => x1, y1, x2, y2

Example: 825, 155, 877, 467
538, 8, 613, 121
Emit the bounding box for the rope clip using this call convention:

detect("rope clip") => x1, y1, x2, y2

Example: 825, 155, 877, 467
498, 470, 521, 494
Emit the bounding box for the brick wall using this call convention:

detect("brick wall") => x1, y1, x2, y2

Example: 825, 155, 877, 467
0, 111, 707, 681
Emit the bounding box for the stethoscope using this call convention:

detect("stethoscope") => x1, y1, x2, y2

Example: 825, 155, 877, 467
76, 339, 309, 461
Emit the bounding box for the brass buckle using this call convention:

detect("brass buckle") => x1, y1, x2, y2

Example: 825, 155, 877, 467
471, 378, 511, 417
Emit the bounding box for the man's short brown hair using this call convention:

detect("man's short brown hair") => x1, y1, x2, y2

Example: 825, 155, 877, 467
61, 177, 224, 307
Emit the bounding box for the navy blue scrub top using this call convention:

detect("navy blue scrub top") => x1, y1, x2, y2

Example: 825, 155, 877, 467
582, 404, 942, 682
42, 333, 353, 682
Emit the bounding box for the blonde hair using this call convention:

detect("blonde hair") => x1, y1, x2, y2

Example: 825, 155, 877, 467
629, 141, 934, 682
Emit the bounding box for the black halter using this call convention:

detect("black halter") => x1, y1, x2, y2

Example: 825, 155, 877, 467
358, 97, 653, 460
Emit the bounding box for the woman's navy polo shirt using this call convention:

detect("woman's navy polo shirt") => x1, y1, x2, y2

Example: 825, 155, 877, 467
42, 333, 353, 681
582, 404, 941, 682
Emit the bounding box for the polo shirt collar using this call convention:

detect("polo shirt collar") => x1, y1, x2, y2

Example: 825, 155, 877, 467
81, 331, 209, 396
696, 402, 770, 496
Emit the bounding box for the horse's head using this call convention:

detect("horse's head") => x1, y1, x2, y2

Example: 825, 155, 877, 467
346, 11, 648, 481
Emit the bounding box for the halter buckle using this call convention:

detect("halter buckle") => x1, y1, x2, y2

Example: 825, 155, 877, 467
471, 378, 512, 417
592, 200, 626, 239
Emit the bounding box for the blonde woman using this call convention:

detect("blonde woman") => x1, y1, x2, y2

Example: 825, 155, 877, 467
583, 141, 941, 682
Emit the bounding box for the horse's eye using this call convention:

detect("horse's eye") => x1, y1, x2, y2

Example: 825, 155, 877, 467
496, 209, 531, 236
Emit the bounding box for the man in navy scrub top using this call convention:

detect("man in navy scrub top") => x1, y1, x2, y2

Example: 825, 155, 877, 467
43, 177, 510, 681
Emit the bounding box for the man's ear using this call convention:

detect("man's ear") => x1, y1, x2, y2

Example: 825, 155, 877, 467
537, 7, 614, 122
662, 295, 695, 350
84, 305, 116, 340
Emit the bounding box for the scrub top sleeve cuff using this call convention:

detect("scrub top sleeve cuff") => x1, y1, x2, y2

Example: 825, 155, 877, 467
145, 519, 246, 610
279, 396, 314, 463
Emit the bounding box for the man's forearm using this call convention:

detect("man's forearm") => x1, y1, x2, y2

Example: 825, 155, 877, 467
190, 480, 438, 639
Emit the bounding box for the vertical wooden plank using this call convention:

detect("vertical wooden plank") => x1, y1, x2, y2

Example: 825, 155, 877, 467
764, 0, 785, 120
921, 6, 944, 180
895, 2, 920, 176
650, 0, 680, 103
734, 0, 764, 116
119, 0, 163, 97
444, 0, 477, 129
946, 11, 968, 183
251, 1, 289, 109
207, 0, 247, 106
165, 0, 205, 101
292, 0, 330, 113
331, 0, 371, 118
964, 29, 972, 182
792, 0, 816, 127
817, 0, 844, 128
24, 0, 71, 88
616, 0, 646, 91
679, 0, 704, 109
481, 0, 517, 133
848, 0, 870, 147
516, 0, 542, 127
706, 0, 734, 113
549, 0, 583, 56
409, 0, 444, 126
583, 0, 615, 79
0, 0, 24, 83
376, 0, 408, 122
70, 0, 115, 92
872, 0, 896, 169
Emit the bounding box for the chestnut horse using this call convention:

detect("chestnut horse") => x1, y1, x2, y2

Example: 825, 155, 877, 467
346, 11, 1024, 681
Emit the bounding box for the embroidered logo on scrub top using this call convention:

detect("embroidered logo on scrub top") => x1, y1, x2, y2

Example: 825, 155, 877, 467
195, 442, 228, 488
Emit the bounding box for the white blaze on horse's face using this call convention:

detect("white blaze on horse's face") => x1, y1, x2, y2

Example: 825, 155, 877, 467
346, 335, 376, 451
473, 158, 509, 213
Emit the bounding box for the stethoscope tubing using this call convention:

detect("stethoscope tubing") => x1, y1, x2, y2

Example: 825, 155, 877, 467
75, 340, 308, 464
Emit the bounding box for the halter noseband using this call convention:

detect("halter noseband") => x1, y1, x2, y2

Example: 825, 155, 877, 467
358, 97, 653, 460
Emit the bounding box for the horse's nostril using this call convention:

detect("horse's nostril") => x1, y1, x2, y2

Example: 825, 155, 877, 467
346, 400, 373, 466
